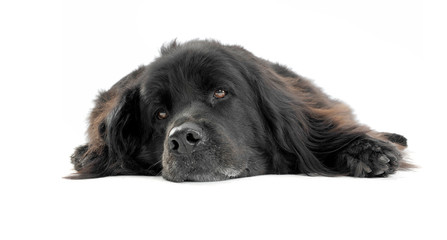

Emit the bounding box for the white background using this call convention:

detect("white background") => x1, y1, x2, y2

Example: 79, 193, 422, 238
1, 0, 446, 239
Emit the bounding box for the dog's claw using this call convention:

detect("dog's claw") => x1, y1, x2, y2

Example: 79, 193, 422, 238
378, 156, 390, 163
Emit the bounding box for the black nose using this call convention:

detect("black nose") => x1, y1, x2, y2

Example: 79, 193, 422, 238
168, 122, 204, 155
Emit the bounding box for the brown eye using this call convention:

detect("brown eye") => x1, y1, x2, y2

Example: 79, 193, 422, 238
157, 110, 168, 120
213, 89, 227, 99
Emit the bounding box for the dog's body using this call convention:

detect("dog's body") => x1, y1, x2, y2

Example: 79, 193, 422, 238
71, 40, 409, 182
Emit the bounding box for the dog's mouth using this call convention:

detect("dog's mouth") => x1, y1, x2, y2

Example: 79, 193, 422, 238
161, 167, 234, 182
163, 172, 227, 182
161, 154, 246, 182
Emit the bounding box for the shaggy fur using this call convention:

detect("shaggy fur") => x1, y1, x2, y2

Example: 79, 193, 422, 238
70, 40, 411, 182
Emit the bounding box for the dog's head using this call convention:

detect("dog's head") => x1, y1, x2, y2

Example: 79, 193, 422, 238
138, 41, 273, 181
71, 40, 320, 181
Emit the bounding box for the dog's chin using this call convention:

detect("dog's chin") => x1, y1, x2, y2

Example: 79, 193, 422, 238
162, 172, 225, 182
161, 169, 232, 182
161, 147, 247, 182
161, 160, 245, 182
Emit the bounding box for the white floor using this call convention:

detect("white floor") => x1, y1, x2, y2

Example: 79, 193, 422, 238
1, 125, 444, 240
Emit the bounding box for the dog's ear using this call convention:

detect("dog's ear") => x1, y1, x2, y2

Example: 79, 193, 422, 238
105, 87, 142, 159
69, 86, 142, 179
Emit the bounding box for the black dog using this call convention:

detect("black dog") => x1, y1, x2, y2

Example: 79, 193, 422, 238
70, 40, 411, 182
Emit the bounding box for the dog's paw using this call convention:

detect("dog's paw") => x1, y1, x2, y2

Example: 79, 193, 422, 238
339, 138, 401, 177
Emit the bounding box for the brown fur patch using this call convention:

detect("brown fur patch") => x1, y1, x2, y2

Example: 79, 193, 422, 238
84, 66, 146, 157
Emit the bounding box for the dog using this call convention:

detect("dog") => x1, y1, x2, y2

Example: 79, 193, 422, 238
70, 40, 411, 182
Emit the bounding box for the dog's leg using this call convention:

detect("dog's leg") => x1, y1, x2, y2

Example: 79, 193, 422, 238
307, 102, 408, 177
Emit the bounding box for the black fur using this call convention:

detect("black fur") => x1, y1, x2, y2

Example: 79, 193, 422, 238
69, 40, 410, 181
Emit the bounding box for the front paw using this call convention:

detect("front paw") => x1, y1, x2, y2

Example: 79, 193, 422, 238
71, 144, 89, 171
339, 138, 401, 177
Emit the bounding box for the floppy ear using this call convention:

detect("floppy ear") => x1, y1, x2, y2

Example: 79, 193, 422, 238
105, 87, 142, 159
69, 87, 142, 178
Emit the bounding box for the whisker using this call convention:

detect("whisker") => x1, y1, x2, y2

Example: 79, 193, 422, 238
148, 159, 162, 170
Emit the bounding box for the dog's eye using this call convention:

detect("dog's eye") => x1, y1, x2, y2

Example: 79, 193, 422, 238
213, 89, 227, 99
156, 110, 168, 120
